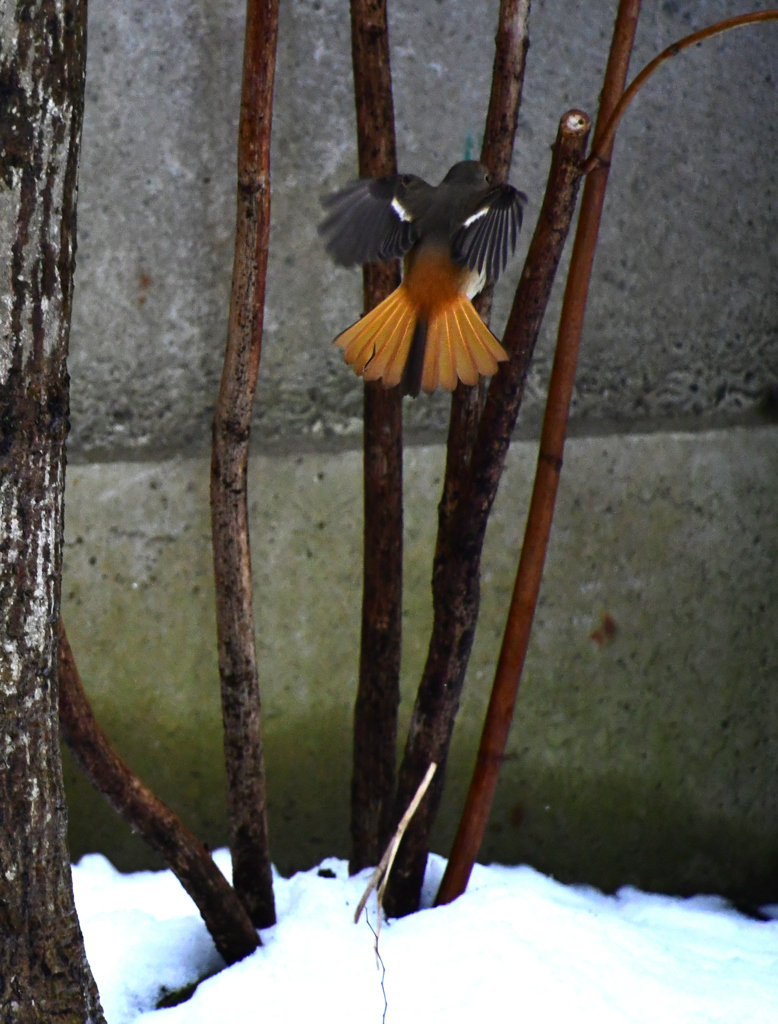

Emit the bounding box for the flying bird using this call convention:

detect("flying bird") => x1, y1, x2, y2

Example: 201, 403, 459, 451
319, 161, 526, 396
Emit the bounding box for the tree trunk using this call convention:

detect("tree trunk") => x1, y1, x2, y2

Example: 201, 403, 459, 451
0, 1, 105, 1021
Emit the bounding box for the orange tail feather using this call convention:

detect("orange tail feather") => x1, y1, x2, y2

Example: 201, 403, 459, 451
459, 301, 509, 370
421, 316, 441, 393
333, 287, 508, 394
419, 296, 508, 394
334, 286, 416, 383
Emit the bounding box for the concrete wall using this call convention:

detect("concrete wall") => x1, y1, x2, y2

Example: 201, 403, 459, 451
63, 430, 778, 903
71, 0, 777, 454
62, 0, 778, 901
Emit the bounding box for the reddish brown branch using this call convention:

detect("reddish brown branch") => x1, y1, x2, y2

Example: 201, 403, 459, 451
57, 622, 259, 964
385, 109, 590, 917
348, 0, 404, 874
435, 0, 643, 907
582, 10, 778, 174
210, 0, 279, 928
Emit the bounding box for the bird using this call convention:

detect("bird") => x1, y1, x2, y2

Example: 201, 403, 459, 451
318, 161, 527, 396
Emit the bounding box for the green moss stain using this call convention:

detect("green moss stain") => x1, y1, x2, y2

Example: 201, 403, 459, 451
62, 431, 778, 898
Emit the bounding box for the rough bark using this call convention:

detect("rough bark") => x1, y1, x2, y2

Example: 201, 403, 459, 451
348, 0, 403, 874
384, 0, 531, 917
430, 0, 642, 909
58, 622, 259, 965
385, 110, 590, 918
437, 0, 532, 556
210, 0, 279, 929
436, 111, 593, 905
0, 1, 105, 1020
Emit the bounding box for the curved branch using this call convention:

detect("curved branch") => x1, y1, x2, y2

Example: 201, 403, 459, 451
582, 10, 778, 173
58, 621, 259, 965
211, 0, 279, 929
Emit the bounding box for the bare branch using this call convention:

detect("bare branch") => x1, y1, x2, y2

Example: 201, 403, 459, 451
386, 109, 591, 917
58, 623, 259, 964
439, 0, 532, 557
436, 0, 644, 907
582, 10, 778, 174
211, 0, 280, 928
348, 0, 404, 875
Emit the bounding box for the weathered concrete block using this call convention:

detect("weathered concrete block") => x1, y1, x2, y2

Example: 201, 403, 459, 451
61, 0, 777, 901
62, 427, 778, 901
70, 0, 778, 455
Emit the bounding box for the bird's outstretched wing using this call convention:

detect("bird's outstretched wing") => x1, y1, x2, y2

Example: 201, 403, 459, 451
451, 184, 527, 283
318, 173, 433, 267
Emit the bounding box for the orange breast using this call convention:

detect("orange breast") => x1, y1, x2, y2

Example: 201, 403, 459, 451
402, 247, 469, 319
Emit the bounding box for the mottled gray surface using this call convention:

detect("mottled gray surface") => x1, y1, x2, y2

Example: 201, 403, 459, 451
70, 0, 778, 457
62, 427, 778, 899
63, 0, 778, 898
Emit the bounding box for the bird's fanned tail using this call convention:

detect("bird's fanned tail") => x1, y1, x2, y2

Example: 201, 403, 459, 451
421, 298, 508, 393
334, 286, 508, 395
334, 288, 415, 386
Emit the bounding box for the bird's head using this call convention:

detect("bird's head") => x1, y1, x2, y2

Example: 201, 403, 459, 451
441, 161, 491, 188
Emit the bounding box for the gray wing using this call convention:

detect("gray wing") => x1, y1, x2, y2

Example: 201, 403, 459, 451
318, 173, 433, 267
451, 184, 527, 283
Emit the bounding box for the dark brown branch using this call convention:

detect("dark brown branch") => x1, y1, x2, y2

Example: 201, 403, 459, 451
210, 0, 279, 929
581, 10, 778, 174
385, 110, 590, 918
438, 0, 532, 562
435, 0, 643, 907
384, 0, 530, 918
57, 622, 259, 964
348, 0, 404, 874
481, 0, 532, 185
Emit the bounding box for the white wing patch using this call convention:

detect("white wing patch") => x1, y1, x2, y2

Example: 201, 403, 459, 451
391, 197, 414, 222
462, 206, 489, 228
464, 266, 487, 301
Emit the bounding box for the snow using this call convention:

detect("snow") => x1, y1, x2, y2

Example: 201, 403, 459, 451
72, 849, 778, 1024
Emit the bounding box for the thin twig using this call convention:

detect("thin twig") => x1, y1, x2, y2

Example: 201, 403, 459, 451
354, 762, 437, 931
348, 0, 404, 875
472, 0, 532, 331
58, 621, 259, 964
210, 0, 279, 929
435, 0, 643, 907
581, 10, 778, 174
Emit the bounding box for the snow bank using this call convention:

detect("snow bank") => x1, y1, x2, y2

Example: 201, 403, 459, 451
72, 850, 778, 1023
